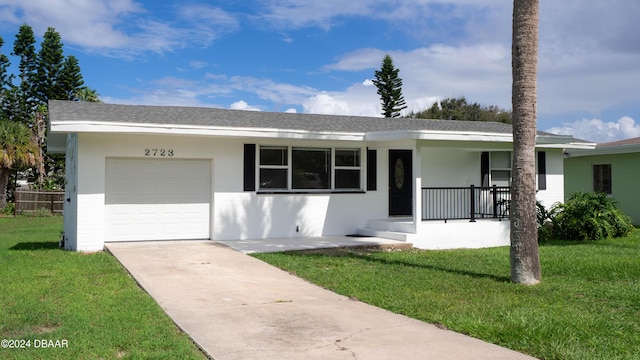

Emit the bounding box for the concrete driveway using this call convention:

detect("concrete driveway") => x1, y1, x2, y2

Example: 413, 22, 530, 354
106, 239, 535, 360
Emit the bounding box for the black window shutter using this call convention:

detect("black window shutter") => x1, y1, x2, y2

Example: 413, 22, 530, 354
367, 149, 377, 191
537, 151, 547, 190
243, 144, 256, 191
480, 152, 489, 187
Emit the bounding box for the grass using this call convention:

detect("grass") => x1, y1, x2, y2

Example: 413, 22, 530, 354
0, 216, 206, 360
253, 231, 640, 360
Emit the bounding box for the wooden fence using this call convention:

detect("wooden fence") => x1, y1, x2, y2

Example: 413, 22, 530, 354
14, 190, 65, 215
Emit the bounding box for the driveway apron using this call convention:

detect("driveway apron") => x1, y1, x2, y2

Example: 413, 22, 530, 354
106, 240, 535, 360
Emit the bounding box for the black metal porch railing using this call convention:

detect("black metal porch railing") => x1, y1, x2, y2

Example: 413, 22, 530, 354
421, 185, 511, 222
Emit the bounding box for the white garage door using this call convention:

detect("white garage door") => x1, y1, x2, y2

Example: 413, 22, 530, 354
105, 158, 211, 242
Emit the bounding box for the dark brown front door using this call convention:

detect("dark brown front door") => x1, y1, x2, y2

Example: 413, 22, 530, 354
389, 150, 413, 216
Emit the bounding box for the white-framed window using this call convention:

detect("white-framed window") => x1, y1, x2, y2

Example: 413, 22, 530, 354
490, 151, 511, 186
259, 146, 288, 189
292, 147, 331, 189
335, 148, 361, 189
258, 146, 362, 191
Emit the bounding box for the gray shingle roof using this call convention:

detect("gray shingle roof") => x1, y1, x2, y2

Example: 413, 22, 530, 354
49, 100, 518, 134
49, 100, 580, 141
597, 136, 640, 147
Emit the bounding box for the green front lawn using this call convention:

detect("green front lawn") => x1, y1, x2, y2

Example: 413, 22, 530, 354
253, 232, 640, 360
0, 216, 206, 359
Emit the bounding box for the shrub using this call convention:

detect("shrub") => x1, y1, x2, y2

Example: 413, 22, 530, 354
552, 192, 634, 240
29, 207, 54, 217
1, 202, 15, 216
536, 201, 559, 242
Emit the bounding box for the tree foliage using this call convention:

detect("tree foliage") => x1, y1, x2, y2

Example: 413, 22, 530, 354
35, 27, 66, 104
0, 24, 98, 205
372, 54, 407, 118
11, 24, 38, 123
548, 192, 634, 241
411, 96, 512, 123
0, 120, 38, 208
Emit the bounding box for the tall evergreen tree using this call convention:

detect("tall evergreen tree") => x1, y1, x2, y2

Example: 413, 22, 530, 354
0, 38, 11, 92
372, 54, 407, 118
11, 24, 38, 122
510, 0, 541, 285
0, 37, 13, 116
35, 27, 65, 104
60, 55, 84, 100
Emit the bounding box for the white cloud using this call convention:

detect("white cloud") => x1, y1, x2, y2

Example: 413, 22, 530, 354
545, 116, 640, 143
302, 81, 381, 117
230, 100, 261, 111
323, 44, 511, 114
0, 0, 239, 57
188, 61, 208, 69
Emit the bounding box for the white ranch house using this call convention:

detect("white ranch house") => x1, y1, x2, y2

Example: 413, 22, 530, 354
47, 100, 591, 252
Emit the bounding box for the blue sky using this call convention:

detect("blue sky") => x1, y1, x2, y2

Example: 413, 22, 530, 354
1, 0, 639, 142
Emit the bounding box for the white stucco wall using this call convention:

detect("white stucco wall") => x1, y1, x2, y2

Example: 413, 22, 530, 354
62, 134, 78, 250
535, 149, 565, 208
421, 147, 480, 187
414, 219, 511, 249
69, 133, 389, 251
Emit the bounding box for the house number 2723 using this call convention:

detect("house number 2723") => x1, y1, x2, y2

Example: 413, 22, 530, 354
144, 149, 174, 157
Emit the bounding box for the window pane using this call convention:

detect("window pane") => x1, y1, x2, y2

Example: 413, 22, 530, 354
292, 148, 330, 189
335, 169, 360, 189
335, 149, 360, 167
260, 147, 287, 166
491, 170, 511, 186
491, 152, 511, 169
259, 169, 288, 189
593, 164, 612, 194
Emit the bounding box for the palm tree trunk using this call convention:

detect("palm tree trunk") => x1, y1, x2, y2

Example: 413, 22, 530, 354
0, 168, 9, 209
511, 0, 541, 285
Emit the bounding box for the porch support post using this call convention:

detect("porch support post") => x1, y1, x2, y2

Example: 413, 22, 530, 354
492, 185, 498, 218
470, 185, 476, 222
413, 147, 422, 226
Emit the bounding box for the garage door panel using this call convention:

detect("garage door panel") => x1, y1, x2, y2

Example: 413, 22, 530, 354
105, 158, 211, 242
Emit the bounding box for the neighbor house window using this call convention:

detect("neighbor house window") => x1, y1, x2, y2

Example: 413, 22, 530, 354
593, 164, 612, 194
490, 151, 511, 187
257, 146, 362, 191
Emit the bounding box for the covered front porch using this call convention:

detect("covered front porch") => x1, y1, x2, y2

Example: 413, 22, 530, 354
359, 140, 563, 249
360, 185, 512, 249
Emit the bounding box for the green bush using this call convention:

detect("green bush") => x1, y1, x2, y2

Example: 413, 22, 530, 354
552, 192, 634, 240
1, 201, 15, 216
536, 201, 559, 242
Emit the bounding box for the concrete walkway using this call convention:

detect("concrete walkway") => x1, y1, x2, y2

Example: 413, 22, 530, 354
106, 239, 536, 360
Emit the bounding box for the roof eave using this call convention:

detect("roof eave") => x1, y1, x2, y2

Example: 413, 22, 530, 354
566, 143, 640, 157
49, 121, 366, 141
365, 130, 514, 142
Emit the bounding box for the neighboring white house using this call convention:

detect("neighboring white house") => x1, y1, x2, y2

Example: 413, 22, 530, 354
47, 100, 593, 252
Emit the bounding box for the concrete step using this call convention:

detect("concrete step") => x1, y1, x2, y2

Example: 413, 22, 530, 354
358, 227, 411, 242
366, 218, 415, 233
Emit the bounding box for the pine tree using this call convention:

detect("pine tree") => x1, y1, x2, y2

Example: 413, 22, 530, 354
0, 37, 13, 120
11, 24, 38, 122
372, 54, 407, 118
35, 27, 65, 104
60, 55, 84, 100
